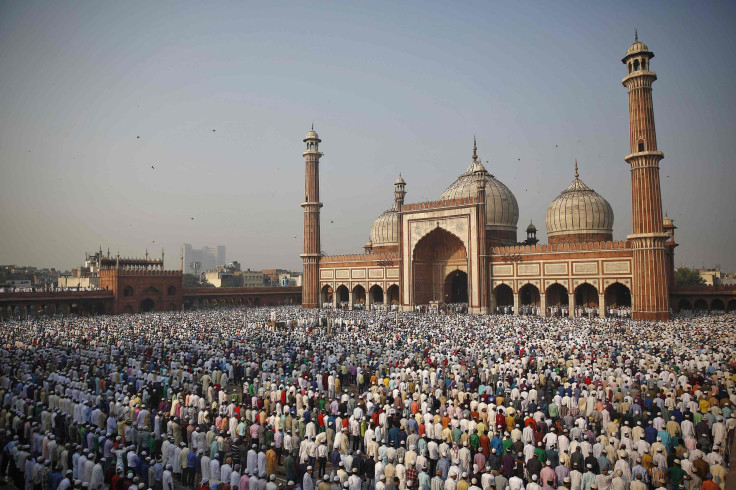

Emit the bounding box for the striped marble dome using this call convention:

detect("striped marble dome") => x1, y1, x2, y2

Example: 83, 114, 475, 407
440, 163, 519, 232
370, 203, 399, 247
545, 163, 614, 239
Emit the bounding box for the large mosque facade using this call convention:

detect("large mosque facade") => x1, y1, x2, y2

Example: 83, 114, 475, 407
301, 36, 678, 321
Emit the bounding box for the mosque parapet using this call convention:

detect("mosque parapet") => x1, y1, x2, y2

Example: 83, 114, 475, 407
99, 269, 183, 277
401, 197, 479, 212
321, 252, 399, 264
491, 240, 630, 255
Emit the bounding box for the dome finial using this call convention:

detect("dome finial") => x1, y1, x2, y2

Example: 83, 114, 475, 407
574, 159, 579, 179
472, 135, 478, 162
635, 28, 638, 42
311, 122, 314, 130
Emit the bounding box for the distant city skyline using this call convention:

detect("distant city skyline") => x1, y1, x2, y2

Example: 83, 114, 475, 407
1, 2, 735, 271
181, 243, 226, 274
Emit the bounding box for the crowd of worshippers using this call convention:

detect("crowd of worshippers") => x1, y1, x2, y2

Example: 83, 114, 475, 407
0, 306, 735, 490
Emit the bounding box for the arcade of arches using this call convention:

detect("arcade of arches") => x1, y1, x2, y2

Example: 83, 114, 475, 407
321, 283, 400, 309
676, 297, 736, 313
412, 228, 468, 305
491, 281, 635, 317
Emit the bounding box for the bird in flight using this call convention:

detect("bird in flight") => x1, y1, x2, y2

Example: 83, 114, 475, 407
137, 136, 141, 139
151, 165, 155, 170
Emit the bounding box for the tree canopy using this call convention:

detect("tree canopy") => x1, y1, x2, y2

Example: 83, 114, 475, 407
674, 267, 706, 286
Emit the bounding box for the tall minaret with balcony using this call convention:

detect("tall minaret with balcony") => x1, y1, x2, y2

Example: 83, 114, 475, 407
622, 33, 670, 320
301, 126, 323, 309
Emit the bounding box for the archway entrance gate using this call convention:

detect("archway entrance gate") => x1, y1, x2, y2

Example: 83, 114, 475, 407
412, 228, 468, 306
444, 270, 468, 303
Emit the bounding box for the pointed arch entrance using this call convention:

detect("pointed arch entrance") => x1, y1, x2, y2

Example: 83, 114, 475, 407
677, 299, 692, 311
352, 285, 366, 308
604, 282, 631, 307
693, 299, 707, 311
412, 227, 468, 305
519, 283, 540, 305
369, 285, 384, 304
575, 282, 599, 316
140, 298, 155, 313
335, 285, 349, 306
493, 284, 513, 314
444, 270, 468, 303
604, 282, 631, 316
321, 285, 333, 305
575, 283, 598, 307
546, 283, 569, 305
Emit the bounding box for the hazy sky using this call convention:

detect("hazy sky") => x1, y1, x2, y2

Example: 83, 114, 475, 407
1, 1, 735, 272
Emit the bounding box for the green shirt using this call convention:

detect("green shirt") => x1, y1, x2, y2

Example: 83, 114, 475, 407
469, 433, 480, 449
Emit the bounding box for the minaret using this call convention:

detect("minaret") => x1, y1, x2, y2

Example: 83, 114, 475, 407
472, 138, 489, 314
394, 173, 406, 310
301, 126, 323, 309
622, 33, 671, 320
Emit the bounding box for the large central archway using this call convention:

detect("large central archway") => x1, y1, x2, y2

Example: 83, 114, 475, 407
140, 298, 155, 313
412, 228, 468, 305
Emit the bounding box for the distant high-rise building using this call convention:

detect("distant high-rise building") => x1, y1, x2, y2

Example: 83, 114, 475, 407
181, 244, 226, 274
217, 246, 226, 267
203, 246, 217, 271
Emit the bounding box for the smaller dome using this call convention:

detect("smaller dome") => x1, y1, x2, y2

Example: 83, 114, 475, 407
623, 32, 653, 63
370, 204, 399, 248
545, 162, 614, 242
626, 40, 649, 57
395, 174, 406, 185
304, 124, 320, 142
526, 221, 537, 233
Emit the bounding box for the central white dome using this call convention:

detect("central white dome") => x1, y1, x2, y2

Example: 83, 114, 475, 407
440, 161, 519, 232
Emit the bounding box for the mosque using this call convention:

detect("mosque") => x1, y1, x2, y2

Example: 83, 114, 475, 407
301, 36, 680, 320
